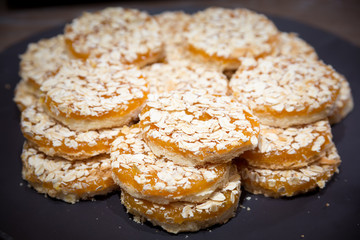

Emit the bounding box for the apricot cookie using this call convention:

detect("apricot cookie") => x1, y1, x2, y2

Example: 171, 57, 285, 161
111, 125, 232, 204
237, 143, 341, 198
40, 60, 148, 131
139, 90, 260, 166
21, 142, 117, 204
19, 35, 70, 96
329, 73, 354, 124
21, 101, 123, 160
14, 80, 38, 111
185, 7, 279, 70
242, 120, 333, 169
64, 7, 164, 67
230, 56, 342, 127
144, 62, 228, 95
271, 32, 318, 60
121, 168, 241, 234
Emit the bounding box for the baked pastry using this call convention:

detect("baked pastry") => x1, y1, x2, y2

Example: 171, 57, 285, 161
329, 73, 354, 124
21, 101, 124, 160
19, 35, 70, 96
185, 7, 279, 70
121, 167, 241, 234
64, 7, 164, 67
230, 56, 342, 127
241, 120, 333, 169
111, 125, 232, 204
21, 142, 117, 204
143, 62, 228, 95
139, 90, 260, 166
271, 32, 318, 60
40, 60, 148, 131
13, 80, 37, 111
237, 143, 340, 198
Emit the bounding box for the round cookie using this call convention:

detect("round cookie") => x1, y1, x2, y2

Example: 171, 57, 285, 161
64, 7, 164, 67
19, 35, 70, 96
14, 80, 38, 111
111, 125, 232, 204
21, 142, 117, 204
229, 56, 342, 127
40, 60, 149, 131
139, 90, 260, 166
329, 73, 354, 124
271, 32, 318, 60
237, 143, 341, 198
21, 101, 123, 160
121, 168, 241, 234
241, 120, 333, 170
185, 7, 279, 70
143, 62, 228, 95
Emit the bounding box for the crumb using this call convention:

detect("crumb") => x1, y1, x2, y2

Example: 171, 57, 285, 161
4, 83, 11, 90
185, 235, 189, 238
246, 207, 251, 211
19, 182, 23, 186
208, 229, 212, 232
301, 234, 305, 238
317, 196, 321, 199
96, 217, 98, 220
255, 197, 258, 200
246, 196, 251, 200
326, 203, 330, 207
240, 204, 245, 209
118, 226, 122, 229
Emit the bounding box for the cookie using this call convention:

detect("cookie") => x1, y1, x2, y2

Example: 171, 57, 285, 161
329, 73, 354, 124
19, 35, 70, 96
143, 62, 228, 95
111, 125, 232, 204
241, 120, 333, 169
185, 7, 279, 70
13, 80, 38, 111
121, 167, 241, 234
237, 143, 340, 198
21, 142, 117, 203
230, 56, 342, 127
139, 90, 260, 166
21, 101, 124, 160
64, 7, 164, 67
271, 32, 318, 60
40, 60, 148, 131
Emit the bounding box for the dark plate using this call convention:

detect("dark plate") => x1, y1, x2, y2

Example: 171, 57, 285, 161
1, 7, 360, 240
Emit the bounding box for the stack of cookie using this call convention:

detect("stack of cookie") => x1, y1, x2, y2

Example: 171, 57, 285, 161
229, 56, 352, 197
111, 90, 260, 233
14, 6, 354, 234
15, 8, 165, 204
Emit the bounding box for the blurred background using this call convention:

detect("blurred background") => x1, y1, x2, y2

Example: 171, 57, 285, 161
1, 0, 360, 52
